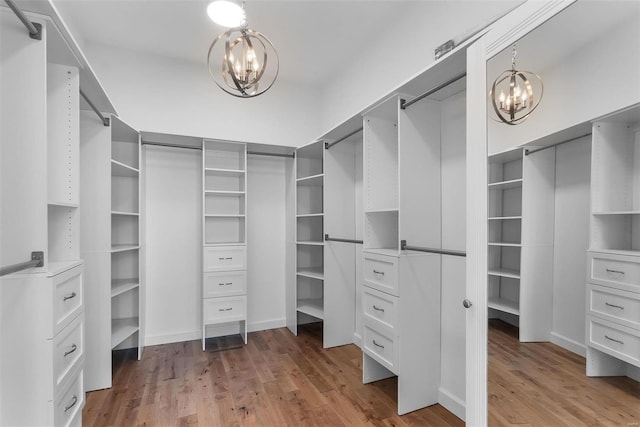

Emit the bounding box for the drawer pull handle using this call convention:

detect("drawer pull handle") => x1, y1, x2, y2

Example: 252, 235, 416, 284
225, 257, 233, 260
219, 307, 233, 312
64, 344, 78, 357
373, 270, 385, 275
64, 395, 78, 413
218, 282, 233, 286
605, 268, 625, 275
218, 257, 225, 260
605, 302, 624, 310
372, 339, 384, 349
63, 292, 76, 302
605, 335, 624, 345
372, 305, 385, 312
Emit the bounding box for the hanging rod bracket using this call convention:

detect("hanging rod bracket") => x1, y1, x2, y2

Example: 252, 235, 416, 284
0, 251, 44, 277
31, 251, 44, 267
4, 0, 42, 40
29, 22, 42, 40
400, 99, 407, 110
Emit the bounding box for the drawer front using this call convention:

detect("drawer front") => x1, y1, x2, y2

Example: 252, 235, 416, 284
203, 296, 246, 324
588, 318, 640, 368
203, 246, 246, 272
363, 286, 398, 332
363, 253, 398, 296
54, 266, 83, 336
589, 283, 640, 330
203, 271, 246, 298
589, 252, 640, 293
53, 314, 84, 394
363, 324, 397, 373
54, 370, 84, 427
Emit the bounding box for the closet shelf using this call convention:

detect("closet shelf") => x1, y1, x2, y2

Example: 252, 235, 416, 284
592, 210, 640, 215
364, 248, 400, 257
111, 210, 139, 216
48, 201, 79, 208
204, 241, 246, 247
296, 241, 324, 246
365, 208, 399, 214
488, 216, 522, 221
488, 178, 523, 190
111, 159, 139, 177
111, 317, 139, 349
46, 260, 84, 277
488, 242, 522, 247
588, 248, 640, 257
296, 299, 324, 319
111, 279, 139, 298
204, 190, 245, 196
488, 297, 520, 316
111, 244, 140, 253
296, 174, 324, 186
296, 213, 324, 218
205, 214, 246, 218
296, 267, 324, 281
204, 167, 245, 175
488, 268, 521, 279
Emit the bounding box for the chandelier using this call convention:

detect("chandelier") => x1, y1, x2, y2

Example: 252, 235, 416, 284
489, 45, 543, 125
206, 1, 279, 98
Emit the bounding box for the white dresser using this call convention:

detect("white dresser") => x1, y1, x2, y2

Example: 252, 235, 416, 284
1, 262, 85, 426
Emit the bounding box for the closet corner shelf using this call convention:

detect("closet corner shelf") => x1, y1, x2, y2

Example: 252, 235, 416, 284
488, 297, 520, 316
111, 317, 139, 349
48, 201, 79, 208
111, 244, 140, 253
488, 179, 523, 190
111, 279, 140, 298
296, 299, 324, 319
488, 216, 522, 221
111, 210, 140, 216
592, 210, 640, 216
204, 190, 245, 196
296, 213, 324, 218
488, 242, 522, 248
296, 268, 324, 281
204, 167, 245, 175
296, 174, 324, 186
488, 268, 521, 279
111, 159, 140, 177
296, 241, 324, 246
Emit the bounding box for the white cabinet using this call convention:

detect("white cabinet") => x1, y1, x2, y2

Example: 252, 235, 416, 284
587, 109, 640, 378
202, 140, 248, 348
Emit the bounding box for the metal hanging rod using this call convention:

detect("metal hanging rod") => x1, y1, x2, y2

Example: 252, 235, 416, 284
524, 133, 592, 156
400, 72, 467, 110
247, 151, 295, 159
324, 234, 363, 244
400, 240, 466, 257
325, 128, 363, 150
0, 251, 44, 277
80, 89, 110, 126
4, 0, 42, 40
141, 141, 201, 150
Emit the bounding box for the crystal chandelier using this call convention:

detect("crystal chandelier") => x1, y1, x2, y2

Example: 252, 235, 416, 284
489, 45, 543, 125
206, 1, 279, 98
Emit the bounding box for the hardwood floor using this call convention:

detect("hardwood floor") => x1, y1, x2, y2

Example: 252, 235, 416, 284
83, 324, 462, 426
83, 321, 640, 426
488, 319, 640, 426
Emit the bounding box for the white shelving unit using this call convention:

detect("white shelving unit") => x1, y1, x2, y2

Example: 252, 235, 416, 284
202, 140, 248, 348
586, 106, 640, 379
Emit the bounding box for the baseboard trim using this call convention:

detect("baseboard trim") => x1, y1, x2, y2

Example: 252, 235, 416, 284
144, 318, 287, 347
353, 332, 362, 349
438, 387, 466, 421
550, 332, 586, 357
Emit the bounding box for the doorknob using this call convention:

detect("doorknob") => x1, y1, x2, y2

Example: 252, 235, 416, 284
463, 299, 472, 308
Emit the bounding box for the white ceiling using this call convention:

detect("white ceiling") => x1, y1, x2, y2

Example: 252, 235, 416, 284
54, 0, 419, 86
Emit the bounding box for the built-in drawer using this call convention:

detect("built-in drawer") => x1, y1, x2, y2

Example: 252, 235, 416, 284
363, 286, 398, 332
53, 266, 83, 337
588, 317, 640, 368
363, 324, 397, 374
203, 271, 246, 298
363, 253, 398, 296
203, 295, 246, 324
589, 251, 640, 293
54, 369, 84, 427
53, 314, 84, 395
589, 283, 640, 330
203, 246, 246, 272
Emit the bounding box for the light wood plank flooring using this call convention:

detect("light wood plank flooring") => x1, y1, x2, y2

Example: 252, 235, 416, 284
488, 319, 640, 426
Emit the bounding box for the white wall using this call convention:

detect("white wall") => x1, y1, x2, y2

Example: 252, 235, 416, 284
83, 42, 322, 148
551, 137, 591, 355
318, 1, 520, 136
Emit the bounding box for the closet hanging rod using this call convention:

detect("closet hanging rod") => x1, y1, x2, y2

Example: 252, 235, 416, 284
141, 141, 201, 150
80, 89, 110, 126
400, 72, 467, 110
400, 240, 466, 257
3, 0, 42, 40
325, 128, 363, 150
247, 151, 295, 158
0, 251, 44, 277
324, 234, 363, 244
524, 132, 592, 156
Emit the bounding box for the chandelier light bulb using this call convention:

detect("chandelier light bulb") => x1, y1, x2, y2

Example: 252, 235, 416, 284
207, 0, 246, 28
